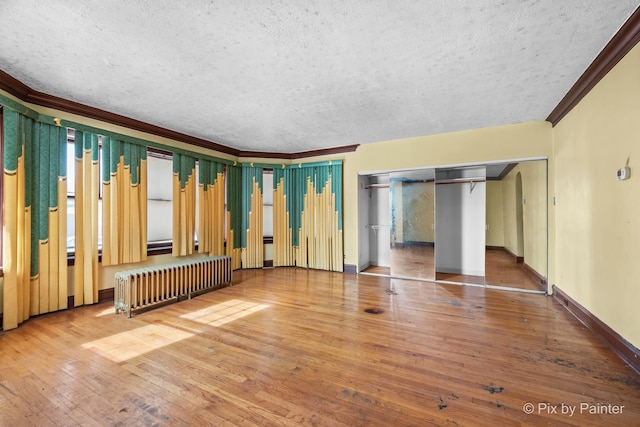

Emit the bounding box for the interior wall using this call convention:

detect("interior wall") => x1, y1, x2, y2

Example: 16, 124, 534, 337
500, 161, 547, 277
554, 42, 640, 349
485, 181, 505, 246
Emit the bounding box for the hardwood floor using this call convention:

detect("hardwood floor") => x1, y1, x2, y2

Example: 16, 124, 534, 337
1, 268, 638, 426
364, 246, 542, 291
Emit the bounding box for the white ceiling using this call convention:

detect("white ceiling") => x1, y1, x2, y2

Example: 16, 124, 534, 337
0, 1, 638, 153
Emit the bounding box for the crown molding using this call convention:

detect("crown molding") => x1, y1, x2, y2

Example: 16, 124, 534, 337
0, 69, 359, 160
238, 144, 359, 160
547, 7, 640, 126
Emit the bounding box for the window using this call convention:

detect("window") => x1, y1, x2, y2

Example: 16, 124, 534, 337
263, 169, 273, 238
146, 149, 173, 244
65, 129, 103, 252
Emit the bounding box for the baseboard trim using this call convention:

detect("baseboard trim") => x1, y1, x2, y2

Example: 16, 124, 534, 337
552, 285, 640, 376
523, 262, 548, 292
67, 288, 115, 309
507, 247, 524, 263
263, 260, 274, 268
392, 241, 434, 248
493, 246, 524, 263
344, 264, 357, 274
99, 288, 115, 303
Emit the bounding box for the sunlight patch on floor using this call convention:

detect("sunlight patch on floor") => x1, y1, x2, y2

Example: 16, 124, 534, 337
180, 299, 270, 327
95, 307, 117, 317
81, 324, 194, 362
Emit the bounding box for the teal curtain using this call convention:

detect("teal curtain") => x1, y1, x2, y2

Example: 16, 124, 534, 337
2, 107, 67, 329
199, 159, 224, 190
101, 137, 148, 265
241, 165, 263, 249
271, 161, 343, 270
226, 164, 242, 251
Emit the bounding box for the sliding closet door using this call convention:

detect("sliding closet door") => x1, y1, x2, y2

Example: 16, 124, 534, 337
435, 167, 486, 285
484, 160, 548, 291
389, 169, 435, 280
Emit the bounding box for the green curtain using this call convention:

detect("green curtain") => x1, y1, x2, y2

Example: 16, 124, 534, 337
101, 137, 148, 265
198, 158, 225, 255
172, 153, 196, 256
2, 108, 68, 330
241, 164, 264, 268
271, 161, 343, 271
226, 164, 242, 269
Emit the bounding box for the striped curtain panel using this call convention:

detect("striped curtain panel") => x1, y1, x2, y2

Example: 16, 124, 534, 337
198, 159, 225, 256
226, 164, 242, 270
101, 138, 147, 266
241, 164, 264, 268
2, 109, 67, 330
272, 161, 343, 272
172, 154, 196, 256
307, 163, 343, 271
273, 166, 297, 267
73, 131, 100, 306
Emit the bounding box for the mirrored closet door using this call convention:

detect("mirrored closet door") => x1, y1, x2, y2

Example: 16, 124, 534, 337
389, 169, 435, 281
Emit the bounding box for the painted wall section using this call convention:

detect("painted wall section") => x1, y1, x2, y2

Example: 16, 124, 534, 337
485, 181, 505, 247
554, 42, 640, 349
501, 161, 547, 276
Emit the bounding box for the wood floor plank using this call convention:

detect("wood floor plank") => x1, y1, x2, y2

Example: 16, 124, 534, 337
0, 268, 638, 426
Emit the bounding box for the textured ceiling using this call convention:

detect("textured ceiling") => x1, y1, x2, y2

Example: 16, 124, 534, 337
0, 1, 638, 153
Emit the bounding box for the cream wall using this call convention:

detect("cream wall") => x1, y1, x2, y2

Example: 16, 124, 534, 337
554, 42, 640, 348
501, 161, 548, 276
343, 121, 554, 276
485, 181, 505, 247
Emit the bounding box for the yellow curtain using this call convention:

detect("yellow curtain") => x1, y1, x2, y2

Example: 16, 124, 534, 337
102, 138, 147, 266
172, 154, 196, 256
272, 162, 343, 272
241, 165, 263, 268
73, 130, 99, 306
2, 109, 67, 330
273, 167, 295, 267
198, 159, 225, 256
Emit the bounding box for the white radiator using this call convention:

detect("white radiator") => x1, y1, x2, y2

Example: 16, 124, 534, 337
114, 255, 232, 318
